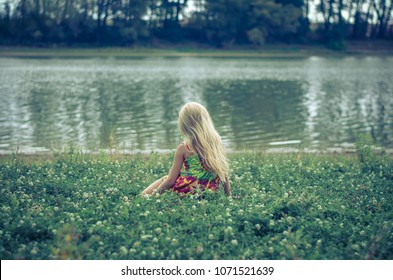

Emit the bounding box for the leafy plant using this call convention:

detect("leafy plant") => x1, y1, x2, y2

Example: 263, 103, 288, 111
0, 151, 392, 260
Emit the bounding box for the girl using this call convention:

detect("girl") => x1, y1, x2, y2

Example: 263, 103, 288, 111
141, 102, 231, 197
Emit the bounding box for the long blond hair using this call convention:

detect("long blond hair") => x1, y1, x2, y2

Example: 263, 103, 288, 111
178, 102, 229, 183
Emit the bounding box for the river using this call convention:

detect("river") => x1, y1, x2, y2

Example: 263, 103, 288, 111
0, 56, 392, 154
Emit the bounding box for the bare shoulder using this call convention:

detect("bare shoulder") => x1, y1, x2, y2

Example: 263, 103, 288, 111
178, 141, 195, 158
175, 143, 187, 157
177, 142, 187, 151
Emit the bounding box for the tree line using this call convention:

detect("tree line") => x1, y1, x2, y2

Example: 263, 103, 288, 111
0, 0, 392, 48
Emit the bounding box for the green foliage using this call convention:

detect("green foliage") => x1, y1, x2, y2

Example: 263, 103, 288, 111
325, 26, 348, 51
203, 0, 303, 45
355, 134, 389, 174
0, 151, 392, 259
326, 39, 346, 51
1, 1, 391, 46
247, 28, 266, 46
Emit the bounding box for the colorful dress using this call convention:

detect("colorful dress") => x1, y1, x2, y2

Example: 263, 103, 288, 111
171, 153, 220, 196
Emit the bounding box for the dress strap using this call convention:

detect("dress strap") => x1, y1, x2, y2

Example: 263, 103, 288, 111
185, 142, 191, 151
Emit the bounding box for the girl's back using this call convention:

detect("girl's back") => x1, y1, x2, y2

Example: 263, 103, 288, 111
171, 142, 220, 196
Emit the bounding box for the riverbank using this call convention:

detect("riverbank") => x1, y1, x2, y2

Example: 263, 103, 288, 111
1, 142, 392, 159
0, 46, 338, 58
1, 147, 393, 159
1, 146, 392, 260
1, 41, 392, 58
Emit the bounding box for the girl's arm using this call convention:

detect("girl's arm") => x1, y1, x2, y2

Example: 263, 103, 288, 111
156, 144, 186, 194
223, 177, 231, 196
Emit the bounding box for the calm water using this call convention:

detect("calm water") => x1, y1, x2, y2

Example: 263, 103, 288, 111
0, 56, 392, 153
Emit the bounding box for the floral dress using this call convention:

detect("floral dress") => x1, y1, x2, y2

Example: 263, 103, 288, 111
171, 153, 220, 196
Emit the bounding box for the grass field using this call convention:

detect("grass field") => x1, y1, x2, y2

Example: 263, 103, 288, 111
0, 47, 331, 58
0, 138, 392, 260
1, 43, 392, 58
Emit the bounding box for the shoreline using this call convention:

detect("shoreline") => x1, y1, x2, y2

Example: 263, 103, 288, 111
1, 44, 393, 58
1, 147, 392, 160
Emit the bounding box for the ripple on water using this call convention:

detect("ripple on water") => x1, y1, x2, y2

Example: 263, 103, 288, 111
0, 56, 392, 153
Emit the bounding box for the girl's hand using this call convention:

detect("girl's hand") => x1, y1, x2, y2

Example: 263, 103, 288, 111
143, 189, 161, 198
152, 189, 160, 196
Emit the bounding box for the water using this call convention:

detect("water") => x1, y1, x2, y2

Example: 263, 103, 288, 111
0, 56, 392, 154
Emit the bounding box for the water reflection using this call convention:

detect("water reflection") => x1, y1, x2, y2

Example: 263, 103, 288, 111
0, 56, 392, 153
202, 79, 306, 150
302, 57, 393, 149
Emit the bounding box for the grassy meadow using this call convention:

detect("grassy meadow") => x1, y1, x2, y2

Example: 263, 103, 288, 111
0, 140, 392, 260
0, 45, 382, 59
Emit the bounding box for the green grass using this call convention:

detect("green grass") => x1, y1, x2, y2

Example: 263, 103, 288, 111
0, 144, 392, 260
1, 41, 392, 58
0, 45, 366, 58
